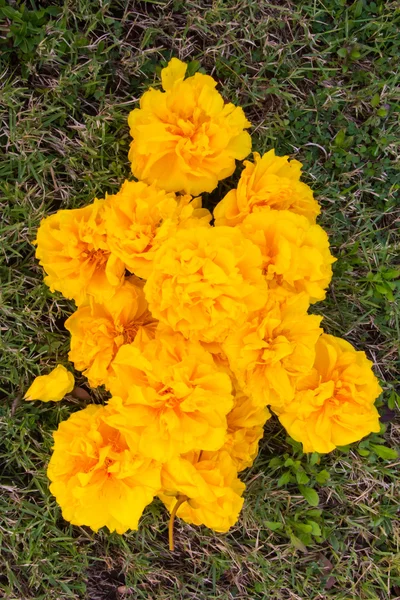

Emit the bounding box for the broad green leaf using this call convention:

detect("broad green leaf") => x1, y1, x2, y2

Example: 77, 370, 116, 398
295, 523, 313, 534
358, 448, 370, 457
307, 509, 322, 518
277, 471, 291, 487
264, 521, 283, 531
315, 469, 330, 485
307, 520, 322, 537
0, 5, 20, 19
296, 470, 310, 485
299, 486, 319, 506
337, 444, 350, 453
370, 444, 398, 460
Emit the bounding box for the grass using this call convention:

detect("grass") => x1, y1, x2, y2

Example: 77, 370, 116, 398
0, 0, 399, 598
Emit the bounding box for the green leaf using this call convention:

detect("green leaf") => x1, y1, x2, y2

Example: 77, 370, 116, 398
295, 523, 313, 533
350, 48, 361, 60
45, 6, 62, 16
375, 283, 388, 294
315, 469, 330, 485
371, 93, 380, 108
277, 471, 291, 487
352, 0, 364, 17
358, 448, 370, 457
337, 47, 347, 58
186, 60, 200, 77
370, 444, 398, 460
382, 268, 400, 280
330, 534, 341, 552
0, 5, 21, 19
296, 470, 310, 485
337, 445, 350, 453
306, 520, 322, 537
264, 521, 283, 531
388, 391, 399, 410
299, 486, 319, 507
335, 129, 346, 147
307, 509, 322, 518
310, 452, 320, 466
290, 534, 308, 553
286, 437, 303, 453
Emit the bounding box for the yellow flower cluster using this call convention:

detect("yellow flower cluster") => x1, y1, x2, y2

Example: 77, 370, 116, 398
28, 58, 382, 546
127, 58, 251, 195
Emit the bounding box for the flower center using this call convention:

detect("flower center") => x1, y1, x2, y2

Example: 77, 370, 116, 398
123, 324, 140, 344
82, 248, 109, 267
104, 456, 114, 477
158, 386, 180, 409
122, 311, 157, 344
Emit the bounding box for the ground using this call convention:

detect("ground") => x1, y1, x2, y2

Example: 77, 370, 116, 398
0, 1, 399, 599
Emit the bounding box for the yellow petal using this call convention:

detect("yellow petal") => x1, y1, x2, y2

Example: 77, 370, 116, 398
24, 365, 74, 403
161, 58, 187, 91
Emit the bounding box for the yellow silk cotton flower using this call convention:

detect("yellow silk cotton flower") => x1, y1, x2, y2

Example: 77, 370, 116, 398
144, 226, 268, 343
104, 179, 210, 279
48, 405, 161, 533
223, 393, 271, 472
159, 450, 245, 533
239, 209, 336, 303
24, 364, 74, 402
65, 277, 157, 388
127, 58, 252, 195
275, 334, 382, 453
213, 150, 320, 226
105, 331, 234, 461
223, 295, 323, 408
35, 201, 125, 306
195, 346, 270, 472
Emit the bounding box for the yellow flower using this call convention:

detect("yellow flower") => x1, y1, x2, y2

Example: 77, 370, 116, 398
35, 201, 125, 305
127, 58, 252, 195
65, 277, 157, 388
144, 226, 268, 343
199, 341, 271, 471
24, 364, 74, 402
223, 295, 323, 408
105, 330, 234, 461
47, 405, 161, 534
187, 345, 270, 472
213, 150, 320, 226
275, 334, 382, 453
198, 340, 269, 471
239, 209, 336, 303
159, 450, 245, 532
104, 179, 210, 279
223, 393, 271, 472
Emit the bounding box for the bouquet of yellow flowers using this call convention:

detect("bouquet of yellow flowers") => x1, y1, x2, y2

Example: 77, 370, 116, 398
26, 59, 382, 549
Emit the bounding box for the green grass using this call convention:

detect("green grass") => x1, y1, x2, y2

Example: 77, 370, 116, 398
1, 0, 399, 598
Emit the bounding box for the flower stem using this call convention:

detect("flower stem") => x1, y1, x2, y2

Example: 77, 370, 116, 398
168, 495, 188, 552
